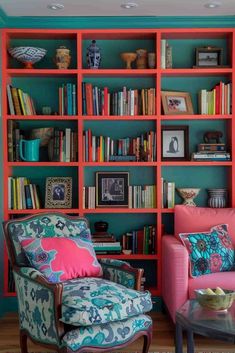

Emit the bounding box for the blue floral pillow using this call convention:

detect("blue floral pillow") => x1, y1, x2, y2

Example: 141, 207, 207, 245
179, 224, 234, 277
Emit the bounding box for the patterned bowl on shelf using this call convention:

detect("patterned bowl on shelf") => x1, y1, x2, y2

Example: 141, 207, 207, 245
8, 46, 47, 69
177, 187, 200, 206
195, 288, 235, 311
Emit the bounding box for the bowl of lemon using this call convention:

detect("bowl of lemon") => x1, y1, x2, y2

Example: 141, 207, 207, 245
195, 287, 235, 311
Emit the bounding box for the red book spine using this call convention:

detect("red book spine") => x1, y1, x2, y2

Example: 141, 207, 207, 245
104, 87, 109, 116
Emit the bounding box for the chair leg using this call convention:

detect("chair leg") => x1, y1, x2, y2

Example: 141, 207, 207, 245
142, 331, 152, 353
20, 330, 28, 353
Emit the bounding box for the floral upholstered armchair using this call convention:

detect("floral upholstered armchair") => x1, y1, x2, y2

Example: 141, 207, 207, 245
3, 213, 153, 353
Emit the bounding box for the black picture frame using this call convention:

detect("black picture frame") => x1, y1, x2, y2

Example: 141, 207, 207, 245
96, 172, 129, 207
195, 47, 223, 67
161, 125, 189, 161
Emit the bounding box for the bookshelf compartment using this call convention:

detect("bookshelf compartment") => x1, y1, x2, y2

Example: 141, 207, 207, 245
161, 166, 230, 207
9, 166, 79, 211
7, 35, 77, 70
161, 75, 232, 115
161, 37, 231, 69
82, 38, 156, 69
9, 76, 77, 116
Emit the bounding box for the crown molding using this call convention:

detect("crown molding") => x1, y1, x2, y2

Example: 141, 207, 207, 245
1, 15, 235, 28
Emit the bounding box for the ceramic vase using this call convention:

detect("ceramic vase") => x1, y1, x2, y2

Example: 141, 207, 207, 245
87, 40, 101, 69
55, 46, 71, 69
207, 188, 227, 208
177, 188, 201, 206
136, 48, 147, 69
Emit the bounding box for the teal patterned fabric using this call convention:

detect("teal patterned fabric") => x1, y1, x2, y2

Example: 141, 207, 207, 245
180, 224, 234, 277
14, 270, 59, 345
62, 314, 152, 351
100, 259, 136, 289
7, 214, 89, 266
61, 277, 152, 326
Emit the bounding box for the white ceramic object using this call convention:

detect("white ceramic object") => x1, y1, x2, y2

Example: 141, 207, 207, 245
177, 188, 200, 206
8, 46, 47, 69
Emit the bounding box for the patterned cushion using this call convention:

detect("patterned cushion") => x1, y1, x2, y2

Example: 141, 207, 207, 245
62, 314, 152, 351
61, 277, 152, 326
20, 237, 102, 283
179, 224, 234, 277
7, 214, 89, 266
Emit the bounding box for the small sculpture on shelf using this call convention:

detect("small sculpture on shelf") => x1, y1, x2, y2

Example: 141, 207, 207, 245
55, 46, 71, 69
177, 188, 200, 206
120, 52, 137, 69
86, 40, 101, 69
203, 130, 223, 144
136, 48, 147, 69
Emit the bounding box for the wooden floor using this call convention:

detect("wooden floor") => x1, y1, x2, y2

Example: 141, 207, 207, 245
0, 312, 234, 353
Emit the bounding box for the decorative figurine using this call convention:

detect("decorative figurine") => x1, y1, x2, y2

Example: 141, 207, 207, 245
87, 40, 101, 69
136, 48, 147, 69
203, 131, 223, 144
55, 46, 71, 69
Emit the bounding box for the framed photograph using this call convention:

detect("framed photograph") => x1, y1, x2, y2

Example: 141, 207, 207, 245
96, 172, 129, 208
161, 125, 189, 161
195, 47, 222, 67
161, 91, 194, 115
45, 177, 72, 208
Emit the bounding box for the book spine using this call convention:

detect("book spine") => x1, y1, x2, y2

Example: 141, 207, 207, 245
7, 85, 15, 115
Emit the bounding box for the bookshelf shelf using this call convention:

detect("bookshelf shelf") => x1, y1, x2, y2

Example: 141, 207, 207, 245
2, 27, 235, 298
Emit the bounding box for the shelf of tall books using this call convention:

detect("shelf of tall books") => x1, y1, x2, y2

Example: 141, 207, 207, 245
2, 28, 235, 298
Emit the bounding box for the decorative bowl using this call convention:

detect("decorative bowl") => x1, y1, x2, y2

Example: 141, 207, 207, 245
177, 187, 200, 206
8, 46, 47, 69
195, 288, 235, 311
122, 249, 132, 255
120, 52, 137, 69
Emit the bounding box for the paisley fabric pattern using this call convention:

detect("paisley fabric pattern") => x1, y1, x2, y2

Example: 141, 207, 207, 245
62, 314, 152, 351
14, 270, 59, 345
61, 277, 152, 326
7, 214, 89, 266
180, 224, 234, 277
100, 258, 136, 289
20, 237, 102, 282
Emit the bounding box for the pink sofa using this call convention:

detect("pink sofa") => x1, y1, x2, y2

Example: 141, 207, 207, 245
162, 205, 235, 322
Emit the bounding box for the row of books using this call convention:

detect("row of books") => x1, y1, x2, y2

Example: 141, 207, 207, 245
122, 225, 156, 255
50, 128, 78, 162
198, 81, 232, 115
7, 120, 22, 162
161, 40, 173, 69
7, 84, 36, 116
58, 83, 77, 116
8, 177, 41, 210
82, 82, 156, 116
93, 242, 122, 254
129, 185, 156, 209
161, 178, 175, 208
83, 130, 156, 162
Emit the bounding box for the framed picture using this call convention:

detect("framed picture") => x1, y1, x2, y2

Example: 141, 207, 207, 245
45, 177, 72, 208
96, 172, 129, 208
161, 125, 189, 161
161, 91, 194, 115
195, 47, 222, 67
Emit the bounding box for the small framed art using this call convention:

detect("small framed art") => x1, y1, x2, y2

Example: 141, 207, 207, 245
161, 125, 189, 161
161, 91, 194, 115
195, 46, 223, 67
96, 172, 129, 208
45, 177, 72, 208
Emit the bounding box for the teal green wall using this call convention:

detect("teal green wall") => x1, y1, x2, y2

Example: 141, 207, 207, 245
0, 12, 235, 316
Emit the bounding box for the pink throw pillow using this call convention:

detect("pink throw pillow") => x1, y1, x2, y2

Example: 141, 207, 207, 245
20, 237, 102, 283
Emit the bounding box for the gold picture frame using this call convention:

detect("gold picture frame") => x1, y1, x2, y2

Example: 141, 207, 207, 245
161, 91, 194, 115
45, 177, 72, 208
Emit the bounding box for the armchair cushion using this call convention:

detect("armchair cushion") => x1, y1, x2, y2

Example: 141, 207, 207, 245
179, 224, 234, 277
20, 237, 102, 282
62, 314, 152, 351
61, 277, 152, 326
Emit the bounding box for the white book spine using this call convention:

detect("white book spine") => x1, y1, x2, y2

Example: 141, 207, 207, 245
161, 40, 166, 69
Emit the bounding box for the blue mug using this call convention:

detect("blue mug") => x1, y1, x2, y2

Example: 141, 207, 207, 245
19, 139, 40, 162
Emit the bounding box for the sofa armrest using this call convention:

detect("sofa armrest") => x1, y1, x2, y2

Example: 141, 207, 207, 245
14, 266, 64, 345
99, 258, 143, 290
162, 235, 189, 323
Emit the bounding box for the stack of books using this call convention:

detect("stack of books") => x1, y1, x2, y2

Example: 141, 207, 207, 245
58, 83, 77, 116
191, 143, 230, 161
8, 176, 41, 210
122, 225, 156, 255
92, 231, 121, 254
7, 84, 36, 116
